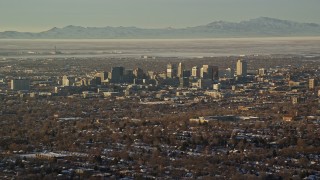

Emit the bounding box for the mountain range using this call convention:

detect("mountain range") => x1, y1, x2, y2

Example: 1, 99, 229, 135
1, 17, 320, 39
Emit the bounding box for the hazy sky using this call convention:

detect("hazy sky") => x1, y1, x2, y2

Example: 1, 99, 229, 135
1, 0, 319, 32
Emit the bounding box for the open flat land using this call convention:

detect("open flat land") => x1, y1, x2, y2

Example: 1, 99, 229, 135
1, 37, 320, 58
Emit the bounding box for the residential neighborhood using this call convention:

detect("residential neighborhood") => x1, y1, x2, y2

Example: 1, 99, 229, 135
0, 54, 319, 179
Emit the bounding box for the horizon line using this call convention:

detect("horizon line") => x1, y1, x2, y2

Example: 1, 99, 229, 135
1, 17, 319, 33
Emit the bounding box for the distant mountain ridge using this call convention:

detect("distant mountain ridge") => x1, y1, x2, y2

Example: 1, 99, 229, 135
1, 17, 320, 39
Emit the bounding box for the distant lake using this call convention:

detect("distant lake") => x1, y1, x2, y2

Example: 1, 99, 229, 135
1, 37, 320, 58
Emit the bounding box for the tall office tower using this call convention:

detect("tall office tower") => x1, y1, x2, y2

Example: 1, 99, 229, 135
182, 70, 191, 78
179, 77, 189, 88
11, 78, 30, 91
166, 63, 177, 78
147, 71, 155, 79
236, 59, 247, 77
90, 77, 102, 86
200, 65, 215, 80
133, 68, 144, 79
62, 75, 69, 86
124, 69, 134, 83
191, 66, 200, 78
200, 66, 205, 79
212, 66, 219, 80
78, 78, 88, 86
225, 68, 234, 78
110, 66, 124, 83
62, 75, 75, 87
258, 68, 266, 76
197, 79, 213, 89
201, 65, 208, 79
309, 78, 316, 89
96, 71, 108, 83
177, 62, 184, 78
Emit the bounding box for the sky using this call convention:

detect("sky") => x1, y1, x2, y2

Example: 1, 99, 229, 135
0, 0, 319, 32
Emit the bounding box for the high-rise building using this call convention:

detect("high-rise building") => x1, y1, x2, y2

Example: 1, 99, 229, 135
236, 59, 247, 77
147, 71, 155, 79
77, 78, 88, 86
212, 66, 219, 81
200, 65, 218, 80
133, 68, 144, 79
124, 69, 134, 83
11, 78, 30, 91
177, 62, 184, 78
95, 71, 108, 83
200, 65, 211, 79
167, 63, 177, 78
179, 77, 189, 88
197, 79, 213, 89
62, 75, 69, 86
191, 66, 200, 78
110, 66, 124, 83
182, 70, 191, 78
225, 68, 234, 78
90, 77, 101, 86
62, 75, 75, 87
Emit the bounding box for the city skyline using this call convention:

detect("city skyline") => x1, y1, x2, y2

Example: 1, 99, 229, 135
1, 0, 320, 32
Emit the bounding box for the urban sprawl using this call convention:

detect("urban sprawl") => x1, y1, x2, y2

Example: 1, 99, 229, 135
0, 54, 320, 179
